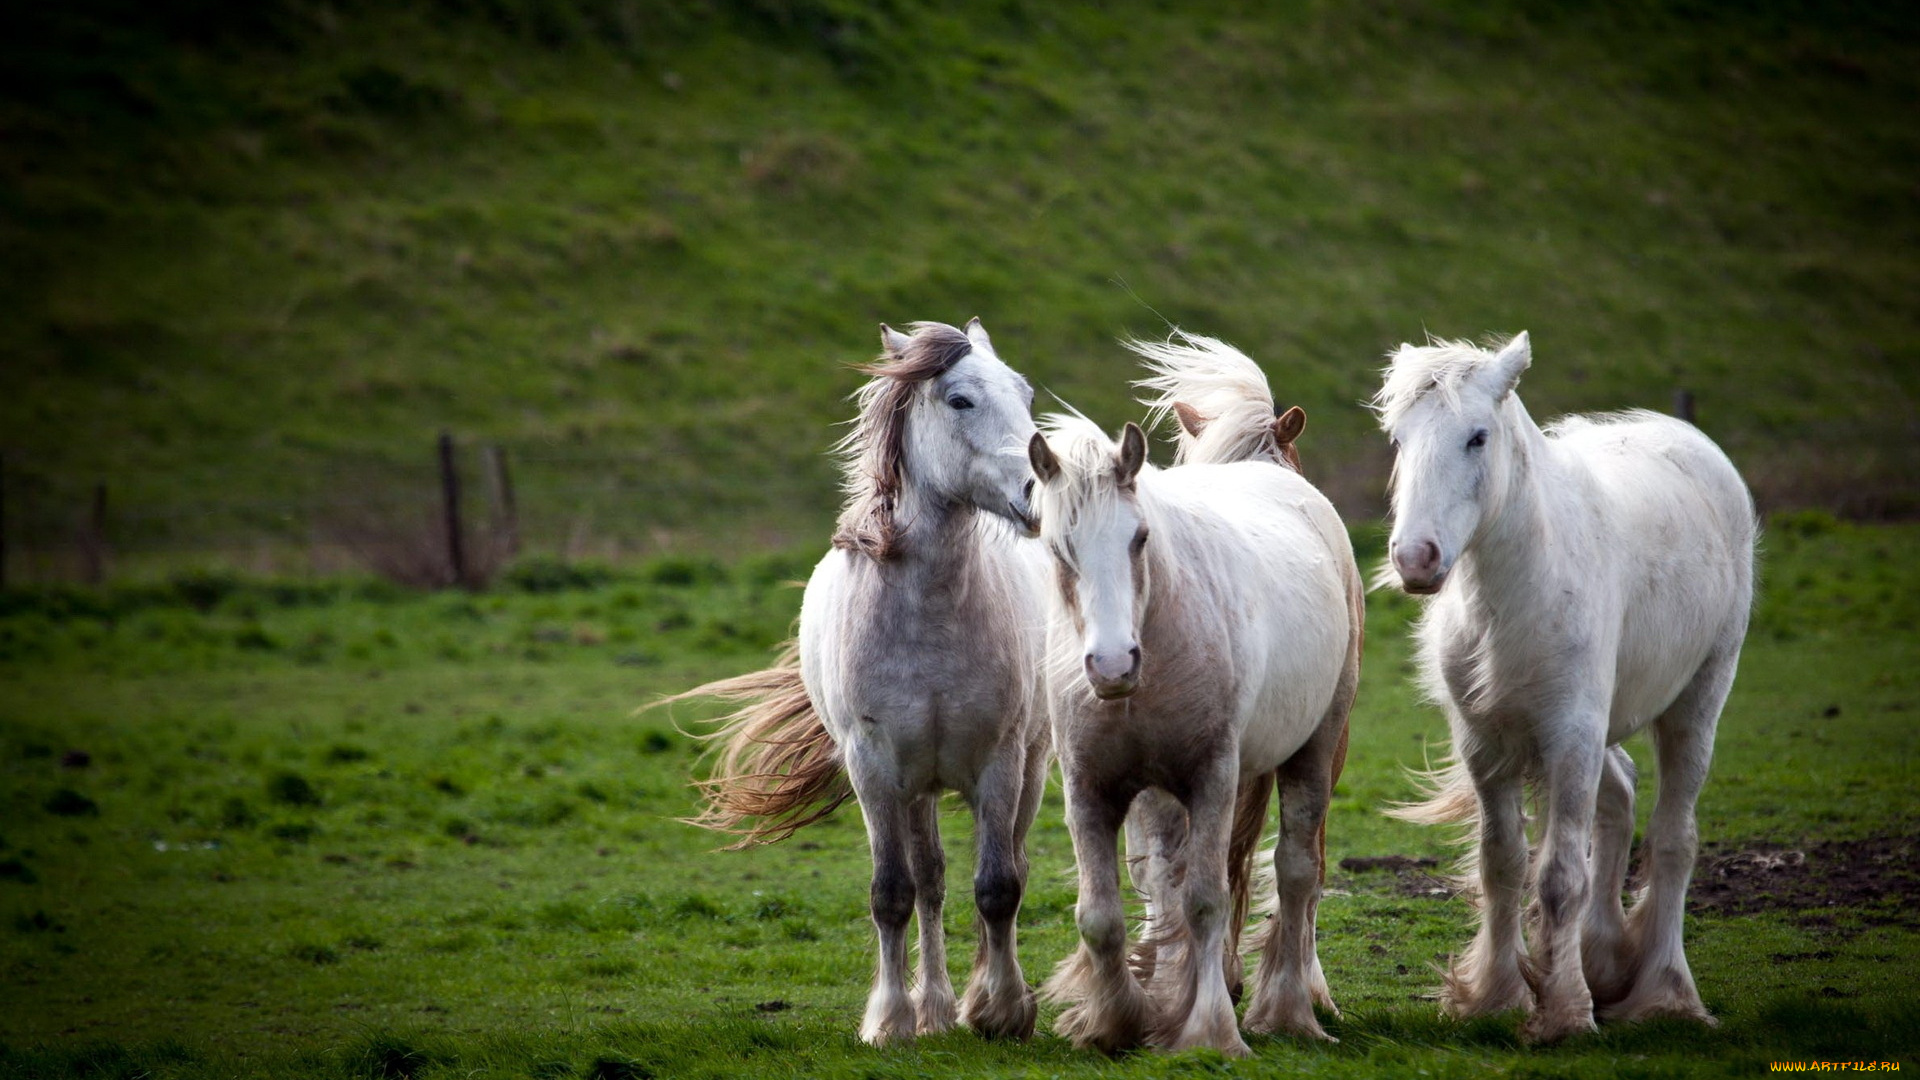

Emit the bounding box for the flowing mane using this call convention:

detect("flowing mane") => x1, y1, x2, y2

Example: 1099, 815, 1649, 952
1369, 335, 1517, 430
831, 322, 975, 559
1131, 331, 1285, 467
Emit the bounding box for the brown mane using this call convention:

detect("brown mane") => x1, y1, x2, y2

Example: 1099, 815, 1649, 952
830, 322, 975, 560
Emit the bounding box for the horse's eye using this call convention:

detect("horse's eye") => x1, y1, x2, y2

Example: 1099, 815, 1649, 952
947, 395, 975, 410
1466, 429, 1488, 450
1129, 526, 1149, 555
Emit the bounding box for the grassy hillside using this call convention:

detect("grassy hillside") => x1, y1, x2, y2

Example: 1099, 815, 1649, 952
4, 0, 1917, 568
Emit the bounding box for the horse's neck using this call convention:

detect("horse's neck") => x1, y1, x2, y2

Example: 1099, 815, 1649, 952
884, 484, 981, 590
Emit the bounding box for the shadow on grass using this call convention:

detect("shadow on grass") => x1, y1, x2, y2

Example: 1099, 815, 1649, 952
2, 996, 1916, 1079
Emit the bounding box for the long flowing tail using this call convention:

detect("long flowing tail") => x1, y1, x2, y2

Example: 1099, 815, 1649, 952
1129, 330, 1303, 469
1384, 752, 1478, 828
660, 641, 851, 848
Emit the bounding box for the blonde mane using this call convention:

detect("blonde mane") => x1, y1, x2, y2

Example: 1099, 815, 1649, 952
831, 322, 975, 560
1130, 330, 1285, 467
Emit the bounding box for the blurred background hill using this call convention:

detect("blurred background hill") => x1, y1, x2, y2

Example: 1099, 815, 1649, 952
3, 0, 1915, 581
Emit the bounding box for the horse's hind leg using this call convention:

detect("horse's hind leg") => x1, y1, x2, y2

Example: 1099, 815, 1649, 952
1245, 713, 1345, 1041
906, 793, 957, 1035
1606, 637, 1740, 1027
958, 740, 1040, 1040
1124, 788, 1188, 995
856, 789, 919, 1045
1583, 745, 1638, 1006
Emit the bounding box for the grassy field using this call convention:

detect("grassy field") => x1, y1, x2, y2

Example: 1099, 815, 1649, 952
4, 0, 1917, 565
1, 515, 1915, 1077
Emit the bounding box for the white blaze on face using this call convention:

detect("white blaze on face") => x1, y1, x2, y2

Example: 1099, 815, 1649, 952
1070, 497, 1146, 698
1383, 333, 1531, 593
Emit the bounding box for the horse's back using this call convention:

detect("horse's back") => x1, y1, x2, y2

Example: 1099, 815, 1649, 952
1550, 410, 1755, 733
1155, 463, 1358, 771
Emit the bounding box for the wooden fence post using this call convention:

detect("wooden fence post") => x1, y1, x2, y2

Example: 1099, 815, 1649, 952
485, 444, 519, 560
81, 482, 107, 585
1673, 388, 1696, 425
0, 453, 7, 591
438, 432, 467, 588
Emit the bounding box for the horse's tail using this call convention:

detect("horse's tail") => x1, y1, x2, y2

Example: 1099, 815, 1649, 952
1228, 771, 1276, 945
1129, 330, 1304, 469
660, 641, 852, 849
1384, 751, 1478, 828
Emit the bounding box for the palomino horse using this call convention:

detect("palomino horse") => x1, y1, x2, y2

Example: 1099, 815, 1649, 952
1029, 333, 1363, 1057
1375, 332, 1755, 1042
670, 320, 1051, 1044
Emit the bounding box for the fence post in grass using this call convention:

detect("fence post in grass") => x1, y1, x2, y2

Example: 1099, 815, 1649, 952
1673, 388, 1696, 425
0, 452, 7, 591
485, 443, 519, 561
438, 431, 468, 589
81, 482, 107, 585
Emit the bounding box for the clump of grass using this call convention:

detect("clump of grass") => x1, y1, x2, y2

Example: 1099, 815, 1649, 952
267, 772, 321, 807
42, 789, 98, 817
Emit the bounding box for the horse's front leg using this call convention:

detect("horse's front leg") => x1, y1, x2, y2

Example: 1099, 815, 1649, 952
958, 740, 1039, 1040
1444, 749, 1533, 1018
855, 786, 918, 1045
905, 793, 956, 1035
1044, 774, 1154, 1054
1523, 730, 1605, 1043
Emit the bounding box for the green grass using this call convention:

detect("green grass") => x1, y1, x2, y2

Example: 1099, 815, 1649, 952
4, 0, 1917, 565
0, 517, 1915, 1076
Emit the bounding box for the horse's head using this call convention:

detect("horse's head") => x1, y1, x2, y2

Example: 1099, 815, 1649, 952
835, 320, 1039, 558
1373, 331, 1532, 594
1028, 418, 1150, 700
882, 319, 1040, 535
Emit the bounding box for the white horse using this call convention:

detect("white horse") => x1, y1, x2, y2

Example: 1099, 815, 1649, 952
1375, 332, 1755, 1043
1029, 333, 1363, 1057
670, 319, 1052, 1045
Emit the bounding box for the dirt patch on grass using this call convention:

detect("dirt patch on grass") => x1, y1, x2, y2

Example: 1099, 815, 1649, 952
1687, 835, 1920, 929
1336, 854, 1457, 899
1337, 836, 1920, 920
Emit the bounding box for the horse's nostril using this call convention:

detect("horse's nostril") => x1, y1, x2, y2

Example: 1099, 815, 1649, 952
1128, 646, 1140, 663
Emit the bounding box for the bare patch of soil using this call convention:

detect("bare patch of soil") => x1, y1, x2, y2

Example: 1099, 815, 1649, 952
1687, 835, 1920, 929
1336, 854, 1457, 899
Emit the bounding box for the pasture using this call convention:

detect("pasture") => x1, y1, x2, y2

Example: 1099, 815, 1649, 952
2, 515, 1916, 1077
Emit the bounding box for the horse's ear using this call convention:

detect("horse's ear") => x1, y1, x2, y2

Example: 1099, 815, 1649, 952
1272, 405, 1306, 446
1172, 401, 1209, 438
1116, 422, 1147, 485
880, 323, 913, 356
1486, 331, 1531, 398
965, 317, 994, 356
1028, 432, 1060, 483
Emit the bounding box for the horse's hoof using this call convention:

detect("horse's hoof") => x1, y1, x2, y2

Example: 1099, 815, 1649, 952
1521, 1008, 1599, 1045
